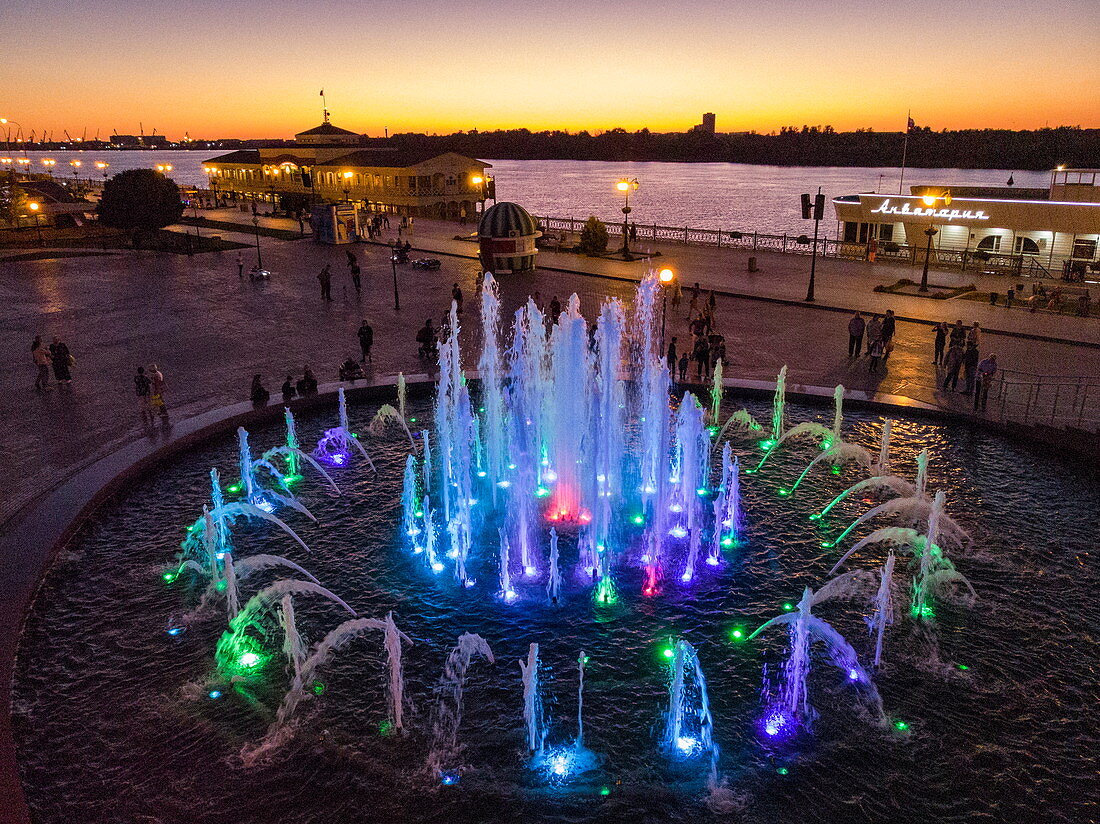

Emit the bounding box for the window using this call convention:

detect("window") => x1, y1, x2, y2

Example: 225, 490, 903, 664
1071, 239, 1097, 260
976, 235, 1001, 252
1014, 236, 1040, 255
877, 224, 894, 242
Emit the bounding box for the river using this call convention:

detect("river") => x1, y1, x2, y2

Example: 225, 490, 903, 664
15, 150, 1049, 236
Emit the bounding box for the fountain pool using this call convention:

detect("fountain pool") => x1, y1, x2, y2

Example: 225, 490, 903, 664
11, 393, 1099, 823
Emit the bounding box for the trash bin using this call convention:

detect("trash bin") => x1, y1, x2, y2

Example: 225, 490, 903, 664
989, 292, 998, 306
748, 256, 758, 273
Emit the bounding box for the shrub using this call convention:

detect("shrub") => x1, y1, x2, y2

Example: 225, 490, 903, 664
578, 216, 609, 256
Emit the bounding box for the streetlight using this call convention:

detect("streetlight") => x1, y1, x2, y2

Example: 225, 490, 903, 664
27, 201, 43, 245
95, 160, 109, 182
658, 267, 676, 343
616, 178, 639, 258
42, 158, 56, 177
390, 250, 401, 311
918, 191, 950, 293
0, 117, 23, 153
70, 159, 82, 183
155, 164, 173, 174
252, 215, 263, 269
342, 170, 353, 203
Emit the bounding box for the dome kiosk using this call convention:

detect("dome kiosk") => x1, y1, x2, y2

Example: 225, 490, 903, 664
478, 202, 541, 273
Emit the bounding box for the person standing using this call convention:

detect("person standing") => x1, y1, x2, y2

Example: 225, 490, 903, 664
451, 283, 463, 313
318, 264, 332, 301
350, 262, 362, 295
866, 314, 883, 355
236, 252, 244, 278
666, 336, 678, 374
49, 336, 73, 384
942, 342, 964, 392
281, 375, 297, 402
32, 337, 51, 390
967, 322, 981, 348
134, 366, 152, 423
847, 311, 865, 358
149, 364, 169, 419
948, 319, 966, 350
677, 351, 689, 383
962, 343, 980, 395
974, 353, 998, 412
357, 318, 374, 363
867, 335, 885, 373
880, 310, 896, 360
692, 334, 710, 381
933, 322, 948, 365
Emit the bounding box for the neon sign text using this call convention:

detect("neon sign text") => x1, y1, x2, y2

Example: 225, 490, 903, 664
870, 199, 990, 221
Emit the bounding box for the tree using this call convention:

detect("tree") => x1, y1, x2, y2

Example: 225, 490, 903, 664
97, 168, 183, 247
578, 215, 609, 256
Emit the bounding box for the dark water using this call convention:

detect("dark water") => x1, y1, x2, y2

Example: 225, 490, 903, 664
12, 397, 1099, 824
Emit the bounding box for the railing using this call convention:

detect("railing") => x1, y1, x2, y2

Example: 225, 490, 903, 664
991, 369, 1099, 430
534, 214, 1074, 278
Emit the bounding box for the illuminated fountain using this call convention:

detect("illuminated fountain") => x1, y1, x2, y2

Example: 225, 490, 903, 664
427, 633, 496, 783
314, 387, 376, 470
750, 582, 881, 736
519, 643, 546, 755
538, 650, 599, 782
751, 383, 844, 474
663, 640, 716, 762
812, 447, 929, 525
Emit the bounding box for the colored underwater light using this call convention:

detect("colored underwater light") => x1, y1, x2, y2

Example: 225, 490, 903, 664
777, 767, 789, 776
669, 526, 688, 538
762, 709, 794, 738
238, 652, 260, 668
535, 486, 550, 498
227, 484, 241, 494
894, 720, 909, 731
166, 627, 184, 637
777, 488, 789, 497
759, 439, 776, 450
730, 628, 745, 641
705, 556, 719, 566
594, 577, 618, 604
208, 690, 222, 699
409, 417, 417, 423
503, 589, 517, 601
675, 736, 699, 755
808, 513, 822, 521
783, 602, 794, 611
721, 536, 735, 548
431, 562, 445, 573
215, 579, 227, 592
379, 720, 394, 737
696, 487, 708, 496
440, 773, 460, 786
311, 680, 325, 695
544, 748, 575, 777
662, 647, 675, 659
543, 469, 558, 483
162, 571, 177, 583
476, 470, 487, 477
957, 663, 970, 671
848, 669, 860, 681
599, 786, 610, 796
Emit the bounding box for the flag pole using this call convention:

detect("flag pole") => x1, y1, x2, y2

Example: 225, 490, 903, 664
898, 110, 910, 195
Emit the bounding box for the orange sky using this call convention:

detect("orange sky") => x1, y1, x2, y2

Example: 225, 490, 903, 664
3, 0, 1098, 139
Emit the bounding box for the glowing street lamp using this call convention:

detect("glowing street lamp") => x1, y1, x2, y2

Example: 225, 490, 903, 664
70, 159, 82, 183
658, 267, 676, 343
27, 201, 43, 245
41, 158, 56, 175
616, 178, 639, 258
342, 170, 354, 202
95, 160, 109, 182
155, 163, 173, 174
918, 191, 950, 293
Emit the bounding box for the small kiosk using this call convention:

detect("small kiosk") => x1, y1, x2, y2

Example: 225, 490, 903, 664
478, 202, 541, 273
311, 203, 362, 244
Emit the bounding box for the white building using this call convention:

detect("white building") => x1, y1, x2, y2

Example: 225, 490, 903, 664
832, 168, 1100, 277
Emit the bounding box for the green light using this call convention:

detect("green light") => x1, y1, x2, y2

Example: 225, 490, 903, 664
215, 579, 227, 592
311, 680, 325, 695
831, 466, 841, 475
777, 488, 789, 497
351, 432, 359, 438
162, 571, 177, 583
599, 786, 610, 796
957, 663, 969, 671
409, 417, 417, 423
594, 577, 618, 605
730, 628, 744, 641
821, 439, 832, 449
227, 484, 241, 494
535, 486, 550, 498
696, 487, 708, 496
783, 602, 794, 611
379, 720, 394, 737
239, 652, 261, 668
759, 439, 776, 450
707, 425, 719, 436
894, 720, 909, 731
478, 406, 486, 413
631, 514, 644, 525
809, 513, 822, 521
583, 655, 590, 664
820, 541, 833, 548
777, 767, 789, 776
721, 536, 734, 548
283, 473, 303, 485
911, 604, 935, 620
414, 510, 423, 517
662, 647, 675, 659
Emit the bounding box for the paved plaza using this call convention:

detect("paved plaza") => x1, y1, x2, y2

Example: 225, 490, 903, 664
2, 213, 1098, 529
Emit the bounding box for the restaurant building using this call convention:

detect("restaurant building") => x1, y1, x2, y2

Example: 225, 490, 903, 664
832, 168, 1100, 276
202, 120, 491, 219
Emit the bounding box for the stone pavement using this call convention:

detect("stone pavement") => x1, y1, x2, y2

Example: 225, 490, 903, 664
2, 214, 1099, 531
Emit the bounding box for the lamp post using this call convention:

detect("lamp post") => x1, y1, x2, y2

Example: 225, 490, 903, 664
40, 158, 55, 178
252, 215, 263, 269
28, 201, 43, 246
342, 170, 353, 203
658, 267, 675, 343
69, 158, 81, 185
616, 178, 639, 258
471, 174, 484, 217
0, 117, 23, 158
918, 191, 949, 293
95, 161, 108, 190
391, 252, 401, 311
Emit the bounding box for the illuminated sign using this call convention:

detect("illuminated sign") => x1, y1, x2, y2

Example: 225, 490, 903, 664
869, 198, 990, 222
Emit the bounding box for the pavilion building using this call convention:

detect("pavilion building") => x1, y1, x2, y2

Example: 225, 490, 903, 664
202, 120, 491, 219
832, 168, 1100, 277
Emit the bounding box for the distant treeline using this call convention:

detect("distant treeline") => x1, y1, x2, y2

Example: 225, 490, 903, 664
389, 126, 1098, 170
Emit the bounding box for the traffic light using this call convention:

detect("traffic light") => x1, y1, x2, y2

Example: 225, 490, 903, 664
801, 193, 812, 220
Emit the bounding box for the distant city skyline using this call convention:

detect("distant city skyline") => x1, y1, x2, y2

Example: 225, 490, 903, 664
3, 0, 1098, 140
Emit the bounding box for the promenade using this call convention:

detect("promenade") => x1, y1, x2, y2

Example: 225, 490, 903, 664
2, 209, 1098, 533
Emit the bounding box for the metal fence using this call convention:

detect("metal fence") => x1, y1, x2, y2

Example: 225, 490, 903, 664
991, 369, 1099, 430
534, 214, 1059, 278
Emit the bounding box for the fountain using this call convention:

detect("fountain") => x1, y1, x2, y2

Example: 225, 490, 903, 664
546, 527, 562, 603
427, 633, 495, 781
519, 643, 546, 755
751, 382, 843, 474
314, 387, 376, 470
663, 640, 715, 761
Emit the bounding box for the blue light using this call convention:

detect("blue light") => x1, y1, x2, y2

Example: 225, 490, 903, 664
848, 669, 861, 681
255, 499, 275, 513
441, 772, 460, 786
208, 689, 222, 699
675, 736, 699, 755
431, 561, 445, 573
762, 709, 794, 739
669, 525, 688, 538
477, 470, 487, 477
705, 556, 720, 566
166, 627, 184, 637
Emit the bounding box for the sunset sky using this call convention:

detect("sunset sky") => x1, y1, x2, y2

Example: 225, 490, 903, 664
4, 0, 1099, 140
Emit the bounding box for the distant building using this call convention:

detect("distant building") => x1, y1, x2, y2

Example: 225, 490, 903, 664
202, 119, 491, 218
691, 113, 716, 134
109, 134, 169, 148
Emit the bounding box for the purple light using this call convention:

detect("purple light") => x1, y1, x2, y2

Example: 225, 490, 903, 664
848, 669, 861, 681
761, 708, 794, 739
